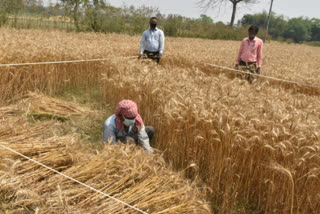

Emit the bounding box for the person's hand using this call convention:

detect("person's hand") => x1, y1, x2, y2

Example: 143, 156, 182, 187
256, 67, 261, 74
147, 148, 154, 153
138, 54, 143, 59
159, 53, 163, 58
235, 64, 239, 70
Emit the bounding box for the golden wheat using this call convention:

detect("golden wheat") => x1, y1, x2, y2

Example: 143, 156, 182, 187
0, 28, 320, 213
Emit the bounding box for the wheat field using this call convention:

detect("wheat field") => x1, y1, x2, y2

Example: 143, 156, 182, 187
0, 28, 320, 213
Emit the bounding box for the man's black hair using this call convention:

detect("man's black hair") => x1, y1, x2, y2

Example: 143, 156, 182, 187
248, 25, 259, 34
150, 17, 158, 21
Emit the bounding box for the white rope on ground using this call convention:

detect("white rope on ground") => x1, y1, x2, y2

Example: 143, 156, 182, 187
204, 63, 320, 90
0, 59, 110, 67
127, 56, 139, 59
3, 57, 318, 90
127, 56, 167, 59
0, 55, 165, 68
0, 142, 149, 214
0, 56, 149, 67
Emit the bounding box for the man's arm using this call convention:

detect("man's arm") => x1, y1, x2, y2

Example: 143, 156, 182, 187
159, 31, 165, 55
102, 120, 117, 144
139, 32, 146, 57
257, 40, 263, 68
236, 40, 245, 65
138, 125, 154, 153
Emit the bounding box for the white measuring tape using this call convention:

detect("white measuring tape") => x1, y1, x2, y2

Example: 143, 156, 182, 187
0, 142, 149, 214
0, 58, 319, 90
204, 63, 320, 90
0, 56, 163, 67
0, 58, 108, 67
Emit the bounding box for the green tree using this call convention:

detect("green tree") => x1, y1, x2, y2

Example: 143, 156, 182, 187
283, 17, 311, 43
103, 5, 125, 33
310, 18, 320, 41
131, 6, 158, 34
24, 0, 38, 14
0, 0, 24, 14
164, 15, 183, 36
199, 14, 213, 24
84, 0, 106, 32
0, 0, 24, 26
241, 11, 267, 27
60, 0, 89, 31
241, 12, 287, 39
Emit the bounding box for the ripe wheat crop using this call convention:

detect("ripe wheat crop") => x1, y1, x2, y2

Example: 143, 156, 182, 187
0, 28, 320, 213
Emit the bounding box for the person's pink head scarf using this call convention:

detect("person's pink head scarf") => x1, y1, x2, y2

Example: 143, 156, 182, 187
115, 100, 143, 131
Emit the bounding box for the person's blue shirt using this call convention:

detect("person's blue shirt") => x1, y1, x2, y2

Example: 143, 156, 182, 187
102, 115, 154, 153
140, 27, 165, 54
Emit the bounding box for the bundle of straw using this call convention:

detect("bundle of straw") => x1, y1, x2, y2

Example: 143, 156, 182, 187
13, 92, 96, 118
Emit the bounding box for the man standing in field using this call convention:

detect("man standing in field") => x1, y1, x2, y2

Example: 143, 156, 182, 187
139, 17, 165, 63
235, 25, 263, 83
102, 100, 155, 153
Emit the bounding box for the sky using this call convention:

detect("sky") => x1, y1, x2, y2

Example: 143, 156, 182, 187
44, 0, 320, 24
106, 0, 319, 23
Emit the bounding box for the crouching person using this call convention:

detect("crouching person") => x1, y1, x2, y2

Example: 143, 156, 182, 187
102, 100, 154, 153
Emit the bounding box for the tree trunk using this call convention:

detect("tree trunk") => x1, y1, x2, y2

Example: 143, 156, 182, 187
230, 1, 237, 27
92, 0, 98, 32
73, 1, 80, 31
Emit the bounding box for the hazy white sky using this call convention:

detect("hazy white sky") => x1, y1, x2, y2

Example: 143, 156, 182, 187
106, 0, 319, 23
45, 0, 319, 24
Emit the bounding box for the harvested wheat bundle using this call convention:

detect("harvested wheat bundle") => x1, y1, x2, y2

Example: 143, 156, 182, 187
0, 135, 80, 202
0, 117, 27, 139
12, 92, 96, 118
0, 108, 33, 147
0, 134, 78, 160
0, 121, 60, 144
1, 141, 211, 214
32, 144, 212, 214
0, 136, 84, 213
0, 105, 24, 132
0, 105, 20, 116
0, 157, 45, 213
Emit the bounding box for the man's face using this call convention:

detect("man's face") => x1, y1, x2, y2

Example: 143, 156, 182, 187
248, 30, 256, 40
122, 115, 136, 127
150, 19, 158, 29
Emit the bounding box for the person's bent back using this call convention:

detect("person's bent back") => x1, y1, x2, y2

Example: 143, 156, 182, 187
102, 100, 154, 153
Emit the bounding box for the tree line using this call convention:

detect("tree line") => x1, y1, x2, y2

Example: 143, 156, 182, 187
0, 0, 319, 45
241, 12, 320, 43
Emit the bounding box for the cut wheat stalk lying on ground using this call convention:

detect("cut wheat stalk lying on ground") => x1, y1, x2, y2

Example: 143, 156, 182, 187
0, 141, 211, 214
13, 92, 96, 117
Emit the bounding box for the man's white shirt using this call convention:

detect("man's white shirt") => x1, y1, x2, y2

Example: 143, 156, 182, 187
140, 27, 165, 54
